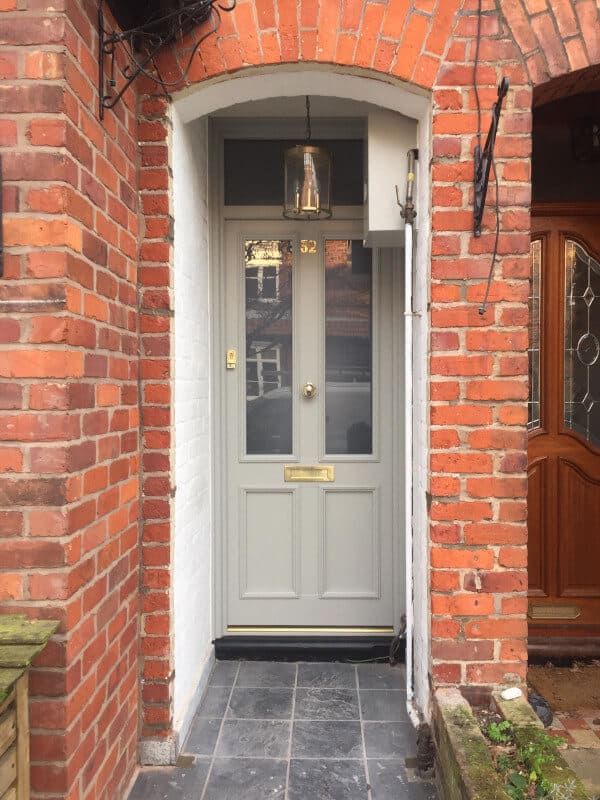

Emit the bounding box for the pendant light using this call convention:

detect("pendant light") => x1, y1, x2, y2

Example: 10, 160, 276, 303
283, 96, 332, 220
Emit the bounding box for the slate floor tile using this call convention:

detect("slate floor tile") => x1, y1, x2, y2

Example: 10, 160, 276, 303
130, 660, 428, 800
359, 689, 408, 721
184, 717, 222, 756
236, 661, 297, 688
363, 722, 415, 758
203, 758, 287, 799
357, 664, 405, 691
227, 688, 293, 720
369, 760, 437, 799
367, 759, 411, 799
209, 661, 239, 687
294, 688, 360, 720
128, 762, 209, 800
216, 719, 290, 758
288, 759, 369, 800
197, 687, 231, 718
292, 720, 363, 759
296, 662, 357, 689
407, 779, 439, 800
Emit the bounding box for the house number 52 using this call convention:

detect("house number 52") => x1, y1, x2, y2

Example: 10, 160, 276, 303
300, 239, 317, 254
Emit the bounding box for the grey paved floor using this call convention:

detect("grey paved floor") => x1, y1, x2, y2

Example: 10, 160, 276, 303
129, 660, 437, 800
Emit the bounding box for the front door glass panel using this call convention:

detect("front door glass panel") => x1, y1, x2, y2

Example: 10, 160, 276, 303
325, 239, 373, 454
564, 239, 600, 447
245, 239, 293, 455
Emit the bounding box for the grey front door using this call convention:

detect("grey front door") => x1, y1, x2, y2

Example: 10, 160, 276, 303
224, 219, 402, 630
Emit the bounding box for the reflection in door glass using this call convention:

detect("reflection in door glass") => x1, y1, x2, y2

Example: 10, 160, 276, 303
564, 239, 600, 447
528, 239, 541, 431
245, 240, 293, 455
325, 240, 372, 454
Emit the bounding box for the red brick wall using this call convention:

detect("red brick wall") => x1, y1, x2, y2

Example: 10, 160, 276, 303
0, 2, 140, 798
2, 0, 600, 796
136, 94, 173, 744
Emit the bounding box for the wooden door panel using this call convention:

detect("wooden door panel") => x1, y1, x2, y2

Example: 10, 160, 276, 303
557, 458, 600, 597
527, 457, 548, 597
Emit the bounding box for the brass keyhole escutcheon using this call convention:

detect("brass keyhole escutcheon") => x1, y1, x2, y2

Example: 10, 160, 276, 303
302, 382, 317, 399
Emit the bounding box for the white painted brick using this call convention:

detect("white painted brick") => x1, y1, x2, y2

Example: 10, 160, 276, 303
172, 110, 214, 735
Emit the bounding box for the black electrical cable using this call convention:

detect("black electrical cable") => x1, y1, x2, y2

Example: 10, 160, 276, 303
473, 0, 483, 155
479, 155, 501, 314
473, 0, 502, 316
344, 617, 407, 665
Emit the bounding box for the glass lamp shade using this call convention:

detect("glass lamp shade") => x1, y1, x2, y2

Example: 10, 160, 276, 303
283, 144, 332, 219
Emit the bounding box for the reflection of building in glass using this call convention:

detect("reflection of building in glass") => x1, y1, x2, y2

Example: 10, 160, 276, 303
245, 240, 293, 455
245, 239, 293, 400
528, 240, 541, 431
246, 343, 282, 399
325, 240, 373, 454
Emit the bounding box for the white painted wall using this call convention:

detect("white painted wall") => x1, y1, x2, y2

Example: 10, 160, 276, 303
172, 110, 214, 744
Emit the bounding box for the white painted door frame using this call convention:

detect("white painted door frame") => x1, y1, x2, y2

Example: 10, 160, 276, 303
173, 69, 431, 715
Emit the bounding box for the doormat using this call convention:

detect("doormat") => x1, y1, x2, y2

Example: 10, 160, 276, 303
528, 663, 600, 713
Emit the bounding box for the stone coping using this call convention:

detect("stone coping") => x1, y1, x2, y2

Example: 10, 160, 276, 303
0, 615, 59, 703
493, 691, 589, 800
433, 687, 510, 800
433, 687, 591, 800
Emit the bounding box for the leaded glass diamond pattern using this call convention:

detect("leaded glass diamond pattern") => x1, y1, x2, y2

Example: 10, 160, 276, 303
564, 240, 600, 447
584, 286, 595, 307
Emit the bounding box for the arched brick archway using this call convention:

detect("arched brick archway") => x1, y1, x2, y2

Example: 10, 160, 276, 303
137, 0, 600, 749
149, 0, 463, 92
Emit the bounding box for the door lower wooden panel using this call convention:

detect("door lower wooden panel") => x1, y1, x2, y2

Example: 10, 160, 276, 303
557, 458, 600, 598
527, 457, 548, 597
240, 489, 298, 599
320, 488, 380, 599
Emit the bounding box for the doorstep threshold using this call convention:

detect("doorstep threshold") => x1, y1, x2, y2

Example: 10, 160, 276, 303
214, 633, 401, 662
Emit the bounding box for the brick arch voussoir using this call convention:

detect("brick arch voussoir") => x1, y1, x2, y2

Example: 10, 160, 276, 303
151, 0, 474, 94
499, 0, 600, 89
534, 63, 600, 107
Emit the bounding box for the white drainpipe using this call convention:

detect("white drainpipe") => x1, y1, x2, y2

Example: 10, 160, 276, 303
400, 150, 418, 724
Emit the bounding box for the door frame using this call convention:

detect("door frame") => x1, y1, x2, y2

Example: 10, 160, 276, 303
209, 119, 405, 639
171, 68, 432, 713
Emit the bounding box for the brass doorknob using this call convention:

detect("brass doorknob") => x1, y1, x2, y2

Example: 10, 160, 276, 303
302, 382, 317, 399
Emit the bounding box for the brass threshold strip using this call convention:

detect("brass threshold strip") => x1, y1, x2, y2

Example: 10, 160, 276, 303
227, 626, 395, 635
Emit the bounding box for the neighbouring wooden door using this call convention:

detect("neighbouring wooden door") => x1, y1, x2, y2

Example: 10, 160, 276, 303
528, 209, 600, 633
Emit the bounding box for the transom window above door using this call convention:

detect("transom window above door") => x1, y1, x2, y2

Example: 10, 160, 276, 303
223, 139, 364, 207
